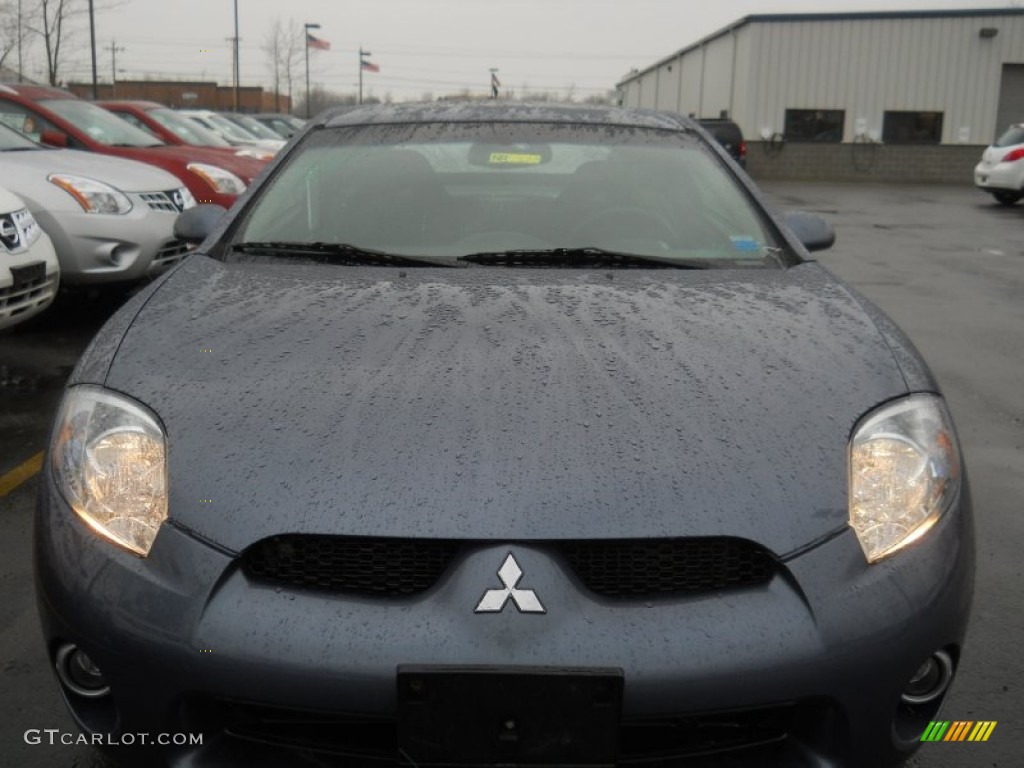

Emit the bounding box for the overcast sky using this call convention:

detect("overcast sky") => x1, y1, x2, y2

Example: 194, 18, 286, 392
27, 0, 1017, 100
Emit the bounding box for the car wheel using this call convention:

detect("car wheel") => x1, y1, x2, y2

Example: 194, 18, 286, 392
992, 191, 1022, 206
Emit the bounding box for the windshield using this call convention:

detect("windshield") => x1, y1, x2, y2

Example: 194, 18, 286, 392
232, 123, 784, 268
0, 122, 42, 150
994, 125, 1024, 148
40, 99, 165, 147
149, 108, 231, 147
230, 115, 284, 141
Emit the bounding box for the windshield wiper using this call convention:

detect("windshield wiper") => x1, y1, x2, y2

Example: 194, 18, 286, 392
458, 247, 717, 269
232, 241, 459, 267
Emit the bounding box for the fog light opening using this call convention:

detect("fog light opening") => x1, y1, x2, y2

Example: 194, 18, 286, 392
55, 644, 110, 698
108, 246, 125, 266
901, 650, 953, 705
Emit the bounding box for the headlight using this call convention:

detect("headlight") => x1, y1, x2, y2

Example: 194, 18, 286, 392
849, 394, 961, 563
187, 163, 246, 195
48, 174, 133, 214
51, 386, 168, 557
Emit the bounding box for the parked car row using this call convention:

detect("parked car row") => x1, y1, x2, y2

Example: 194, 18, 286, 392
0, 82, 306, 330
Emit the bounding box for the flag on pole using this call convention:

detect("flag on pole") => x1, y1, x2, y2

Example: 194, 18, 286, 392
306, 34, 330, 51
360, 50, 380, 73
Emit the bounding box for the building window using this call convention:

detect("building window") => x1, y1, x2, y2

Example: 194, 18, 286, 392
882, 111, 943, 144
784, 109, 844, 142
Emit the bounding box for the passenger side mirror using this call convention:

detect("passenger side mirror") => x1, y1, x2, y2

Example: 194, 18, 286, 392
39, 130, 68, 148
783, 211, 835, 252
174, 204, 228, 245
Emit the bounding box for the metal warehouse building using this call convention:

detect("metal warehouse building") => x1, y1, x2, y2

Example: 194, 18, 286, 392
617, 8, 1024, 182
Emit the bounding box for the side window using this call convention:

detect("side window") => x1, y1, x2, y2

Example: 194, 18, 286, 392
0, 99, 83, 148
0, 100, 57, 143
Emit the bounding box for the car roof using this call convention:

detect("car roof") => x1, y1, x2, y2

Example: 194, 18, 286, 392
98, 100, 165, 110
0, 83, 76, 101
320, 102, 693, 132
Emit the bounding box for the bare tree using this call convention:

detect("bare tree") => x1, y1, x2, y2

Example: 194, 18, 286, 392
263, 17, 304, 113
0, 0, 36, 73
0, 2, 16, 69
28, 0, 121, 87
30, 0, 83, 85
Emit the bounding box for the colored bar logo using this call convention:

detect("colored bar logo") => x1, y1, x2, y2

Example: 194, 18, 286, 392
921, 721, 996, 742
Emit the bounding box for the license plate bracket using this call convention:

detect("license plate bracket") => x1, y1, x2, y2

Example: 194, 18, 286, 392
398, 665, 623, 766
11, 261, 46, 291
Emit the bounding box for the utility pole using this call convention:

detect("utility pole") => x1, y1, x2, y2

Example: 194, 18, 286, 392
232, 0, 240, 112
88, 0, 98, 99
107, 41, 125, 98
359, 49, 365, 105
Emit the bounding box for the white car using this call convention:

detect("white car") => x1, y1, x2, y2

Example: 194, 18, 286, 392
0, 123, 196, 284
178, 110, 285, 154
0, 186, 59, 330
974, 123, 1024, 205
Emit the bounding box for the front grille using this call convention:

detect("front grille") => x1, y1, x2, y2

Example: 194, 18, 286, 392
1, 208, 41, 253
242, 536, 461, 597
562, 537, 776, 598
12, 209, 41, 245
241, 536, 776, 600
152, 239, 191, 268
0, 272, 57, 317
203, 698, 814, 766
619, 704, 795, 763
209, 699, 396, 763
139, 189, 188, 212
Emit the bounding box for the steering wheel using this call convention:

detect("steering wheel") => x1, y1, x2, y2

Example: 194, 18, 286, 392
566, 207, 677, 248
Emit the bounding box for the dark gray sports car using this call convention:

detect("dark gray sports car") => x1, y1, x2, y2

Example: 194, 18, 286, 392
36, 103, 973, 768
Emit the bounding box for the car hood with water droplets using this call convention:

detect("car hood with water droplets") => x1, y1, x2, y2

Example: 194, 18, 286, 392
96, 255, 912, 555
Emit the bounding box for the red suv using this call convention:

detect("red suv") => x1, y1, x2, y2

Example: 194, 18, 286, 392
0, 85, 264, 208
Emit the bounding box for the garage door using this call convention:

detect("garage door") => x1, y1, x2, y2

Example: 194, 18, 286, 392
995, 63, 1024, 141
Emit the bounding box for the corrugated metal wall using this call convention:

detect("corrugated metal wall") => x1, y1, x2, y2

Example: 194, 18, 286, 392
619, 13, 1024, 145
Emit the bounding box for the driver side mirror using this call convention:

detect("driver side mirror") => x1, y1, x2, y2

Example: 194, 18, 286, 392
174, 204, 228, 245
783, 211, 835, 252
39, 130, 68, 148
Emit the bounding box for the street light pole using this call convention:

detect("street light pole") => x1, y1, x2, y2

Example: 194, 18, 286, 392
304, 23, 320, 119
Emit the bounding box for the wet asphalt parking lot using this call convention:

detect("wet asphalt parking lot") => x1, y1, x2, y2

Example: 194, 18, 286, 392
0, 181, 1021, 767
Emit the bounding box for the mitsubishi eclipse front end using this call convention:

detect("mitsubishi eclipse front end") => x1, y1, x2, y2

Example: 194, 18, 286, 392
35, 103, 973, 768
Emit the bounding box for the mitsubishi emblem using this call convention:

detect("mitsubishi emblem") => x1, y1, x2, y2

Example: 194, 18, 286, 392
475, 553, 546, 614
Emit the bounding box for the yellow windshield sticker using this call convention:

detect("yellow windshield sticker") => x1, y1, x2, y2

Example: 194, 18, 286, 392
488, 152, 542, 165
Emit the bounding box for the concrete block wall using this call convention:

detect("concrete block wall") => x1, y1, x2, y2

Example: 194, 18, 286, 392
744, 142, 984, 184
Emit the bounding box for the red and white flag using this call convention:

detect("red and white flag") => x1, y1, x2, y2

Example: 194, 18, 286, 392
306, 34, 330, 51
